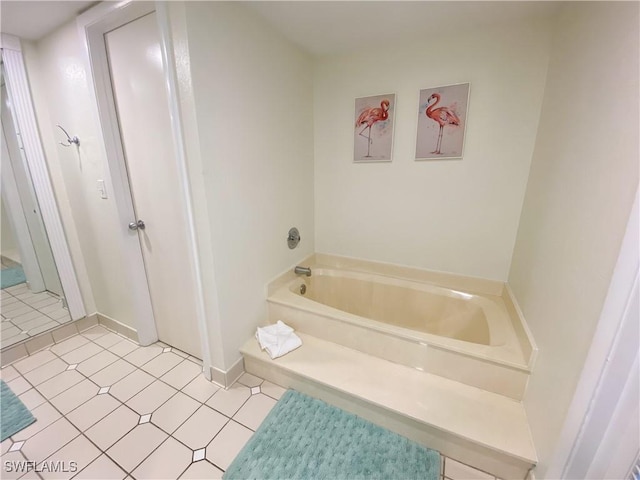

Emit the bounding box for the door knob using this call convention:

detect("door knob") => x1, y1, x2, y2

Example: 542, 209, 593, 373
128, 220, 146, 231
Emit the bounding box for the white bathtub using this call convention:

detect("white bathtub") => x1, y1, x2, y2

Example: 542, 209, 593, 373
267, 257, 535, 400
294, 268, 508, 347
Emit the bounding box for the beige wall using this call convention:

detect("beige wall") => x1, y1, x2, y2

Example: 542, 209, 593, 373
25, 23, 135, 325
508, 3, 639, 476
313, 19, 552, 281
182, 2, 315, 369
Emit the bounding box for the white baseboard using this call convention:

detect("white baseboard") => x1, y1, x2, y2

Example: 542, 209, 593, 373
210, 356, 245, 388
96, 313, 138, 343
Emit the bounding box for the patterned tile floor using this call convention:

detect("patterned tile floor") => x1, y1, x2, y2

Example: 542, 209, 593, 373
0, 325, 505, 480
0, 325, 285, 479
2, 284, 72, 349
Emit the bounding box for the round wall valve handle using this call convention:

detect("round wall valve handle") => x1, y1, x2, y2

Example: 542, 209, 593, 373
128, 220, 146, 231
287, 227, 300, 249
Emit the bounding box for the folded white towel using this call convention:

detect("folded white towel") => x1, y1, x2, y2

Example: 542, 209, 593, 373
255, 320, 302, 359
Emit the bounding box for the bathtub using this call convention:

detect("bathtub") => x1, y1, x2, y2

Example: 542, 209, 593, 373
267, 257, 535, 400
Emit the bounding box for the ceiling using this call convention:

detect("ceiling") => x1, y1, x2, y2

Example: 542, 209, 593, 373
0, 1, 560, 53
245, 1, 561, 56
1, 1, 97, 41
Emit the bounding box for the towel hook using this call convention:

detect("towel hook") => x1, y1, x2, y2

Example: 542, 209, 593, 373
56, 124, 80, 147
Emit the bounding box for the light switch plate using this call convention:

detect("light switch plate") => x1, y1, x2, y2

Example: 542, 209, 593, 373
97, 179, 108, 199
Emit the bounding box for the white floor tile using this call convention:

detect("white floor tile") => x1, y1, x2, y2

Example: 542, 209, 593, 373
236, 372, 263, 388
49, 379, 99, 414
93, 332, 124, 349
124, 345, 163, 367
107, 339, 138, 357
60, 342, 103, 365
73, 454, 127, 480
181, 374, 220, 404
12, 402, 61, 441
36, 370, 84, 399
151, 391, 200, 434
179, 461, 224, 480
192, 448, 205, 462
160, 359, 201, 390
131, 436, 192, 480
66, 394, 121, 431
106, 423, 168, 472
41, 435, 100, 480
109, 369, 155, 402
17, 388, 47, 410
12, 350, 56, 374
206, 383, 250, 417
8, 440, 23, 452
6, 376, 31, 396
89, 359, 137, 388
21, 418, 80, 462
1, 451, 29, 480
23, 358, 67, 386
205, 420, 253, 470
173, 405, 227, 450
49, 335, 90, 356
125, 380, 177, 414
0, 365, 20, 382
85, 405, 139, 451
1, 438, 12, 455
76, 350, 119, 376
140, 352, 183, 377
232, 393, 276, 431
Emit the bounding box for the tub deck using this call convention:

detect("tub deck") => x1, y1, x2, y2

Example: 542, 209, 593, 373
242, 333, 537, 479
268, 272, 532, 400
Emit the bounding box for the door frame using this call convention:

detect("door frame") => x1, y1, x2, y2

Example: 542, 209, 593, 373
546, 189, 639, 479
0, 35, 86, 319
77, 1, 212, 377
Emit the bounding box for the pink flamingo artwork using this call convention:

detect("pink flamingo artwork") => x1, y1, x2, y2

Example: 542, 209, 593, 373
425, 93, 460, 155
355, 99, 390, 157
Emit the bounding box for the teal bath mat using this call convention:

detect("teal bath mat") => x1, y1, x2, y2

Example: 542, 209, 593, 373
224, 390, 440, 480
1, 267, 26, 289
1, 380, 36, 441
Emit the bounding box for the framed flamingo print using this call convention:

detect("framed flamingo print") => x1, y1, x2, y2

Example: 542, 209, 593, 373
415, 83, 469, 160
354, 93, 396, 162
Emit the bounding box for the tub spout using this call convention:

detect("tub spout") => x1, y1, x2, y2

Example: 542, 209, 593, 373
294, 266, 311, 276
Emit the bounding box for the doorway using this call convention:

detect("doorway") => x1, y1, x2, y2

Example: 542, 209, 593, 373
80, 4, 203, 358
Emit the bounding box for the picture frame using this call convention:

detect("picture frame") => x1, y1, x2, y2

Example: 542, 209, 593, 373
354, 93, 396, 163
415, 83, 470, 160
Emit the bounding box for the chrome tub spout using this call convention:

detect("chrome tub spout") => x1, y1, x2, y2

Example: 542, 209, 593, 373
294, 266, 311, 276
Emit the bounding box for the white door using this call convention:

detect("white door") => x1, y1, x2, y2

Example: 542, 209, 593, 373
104, 12, 201, 357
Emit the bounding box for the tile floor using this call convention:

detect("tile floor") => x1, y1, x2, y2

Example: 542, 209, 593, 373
1, 325, 505, 480
2, 284, 71, 349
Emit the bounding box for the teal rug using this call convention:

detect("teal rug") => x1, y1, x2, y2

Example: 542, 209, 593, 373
224, 390, 440, 480
1, 380, 36, 441
1, 267, 26, 289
